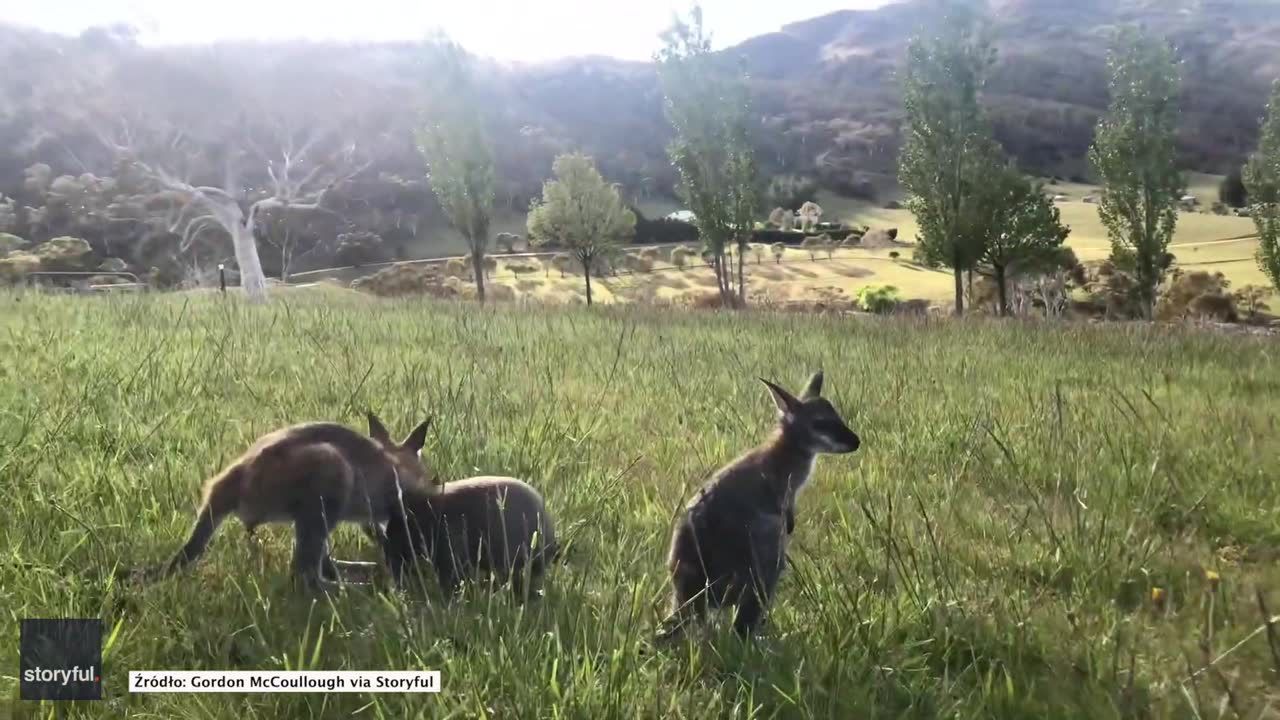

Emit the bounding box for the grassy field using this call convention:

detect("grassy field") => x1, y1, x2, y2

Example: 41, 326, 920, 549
2, 291, 1279, 718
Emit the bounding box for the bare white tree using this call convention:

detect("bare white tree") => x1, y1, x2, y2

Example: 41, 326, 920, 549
102, 113, 367, 301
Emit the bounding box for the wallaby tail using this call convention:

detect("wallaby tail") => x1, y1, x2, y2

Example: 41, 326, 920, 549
162, 465, 245, 577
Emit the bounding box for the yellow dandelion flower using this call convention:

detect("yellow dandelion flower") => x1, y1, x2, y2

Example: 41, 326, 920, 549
1151, 587, 1167, 608
1205, 569, 1220, 589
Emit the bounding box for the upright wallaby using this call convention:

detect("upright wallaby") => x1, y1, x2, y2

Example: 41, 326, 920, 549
658, 370, 859, 640
153, 412, 433, 590
380, 476, 558, 598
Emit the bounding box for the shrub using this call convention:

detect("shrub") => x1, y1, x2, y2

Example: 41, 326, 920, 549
551, 254, 573, 278
1156, 269, 1238, 323
0, 232, 28, 254
819, 234, 835, 260
1211, 201, 1228, 215
622, 253, 653, 274
334, 231, 387, 267
639, 247, 661, 263
444, 258, 469, 277
351, 264, 448, 297
670, 245, 695, 270
1083, 260, 1144, 318
800, 236, 823, 261
770, 243, 786, 264
1234, 285, 1273, 320
855, 284, 901, 314
889, 251, 900, 260
505, 260, 541, 277
482, 256, 498, 278
495, 232, 522, 254
33, 236, 95, 271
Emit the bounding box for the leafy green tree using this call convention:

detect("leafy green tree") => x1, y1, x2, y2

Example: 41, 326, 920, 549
1088, 28, 1183, 319
1244, 79, 1280, 293
527, 153, 636, 307
974, 167, 1071, 316
656, 6, 759, 307
415, 36, 496, 303
898, 2, 1000, 315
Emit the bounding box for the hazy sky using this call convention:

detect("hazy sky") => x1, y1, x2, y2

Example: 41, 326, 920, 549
1, 1, 885, 62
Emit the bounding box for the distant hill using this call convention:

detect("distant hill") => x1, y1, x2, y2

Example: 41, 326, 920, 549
1, 0, 1277, 211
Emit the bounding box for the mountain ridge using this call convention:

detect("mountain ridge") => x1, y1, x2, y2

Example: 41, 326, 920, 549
1, 0, 1277, 208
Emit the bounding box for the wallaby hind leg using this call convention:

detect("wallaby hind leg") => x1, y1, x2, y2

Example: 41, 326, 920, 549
730, 520, 787, 638
656, 565, 710, 642
291, 494, 347, 592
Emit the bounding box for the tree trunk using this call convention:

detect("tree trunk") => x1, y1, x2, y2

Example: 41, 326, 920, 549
952, 267, 964, 316
995, 264, 1009, 317
582, 261, 593, 307
470, 249, 487, 304
231, 224, 269, 302
737, 242, 746, 306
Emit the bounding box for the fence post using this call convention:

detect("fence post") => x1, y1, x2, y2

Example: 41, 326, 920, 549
218, 264, 226, 294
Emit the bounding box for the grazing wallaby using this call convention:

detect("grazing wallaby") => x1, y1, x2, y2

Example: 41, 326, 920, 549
380, 476, 558, 598
153, 412, 433, 591
658, 370, 859, 640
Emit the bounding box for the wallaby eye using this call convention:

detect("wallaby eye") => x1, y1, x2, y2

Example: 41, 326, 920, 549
812, 419, 846, 435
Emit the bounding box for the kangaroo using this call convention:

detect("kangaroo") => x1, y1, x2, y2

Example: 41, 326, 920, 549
152, 412, 433, 591
657, 370, 859, 640
379, 476, 558, 599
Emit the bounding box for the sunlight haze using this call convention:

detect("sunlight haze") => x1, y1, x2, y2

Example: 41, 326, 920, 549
1, 0, 885, 62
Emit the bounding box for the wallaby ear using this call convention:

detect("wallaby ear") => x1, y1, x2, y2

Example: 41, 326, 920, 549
367, 411, 392, 444
401, 417, 432, 452
799, 370, 824, 400
760, 378, 799, 417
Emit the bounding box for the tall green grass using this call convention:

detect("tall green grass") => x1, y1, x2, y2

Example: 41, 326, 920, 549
1, 290, 1278, 718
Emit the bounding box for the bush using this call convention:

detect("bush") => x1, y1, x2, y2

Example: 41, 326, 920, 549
495, 232, 526, 254
550, 254, 573, 278
334, 231, 387, 267
505, 260, 541, 277
351, 264, 449, 297
800, 236, 824, 261
621, 254, 653, 274
1156, 269, 1239, 323
1234, 285, 1273, 321
770, 242, 786, 263
855, 284, 901, 314
0, 232, 28, 254
444, 258, 469, 278
669, 246, 695, 271
1083, 260, 1144, 318
33, 236, 95, 272
889, 251, 900, 260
